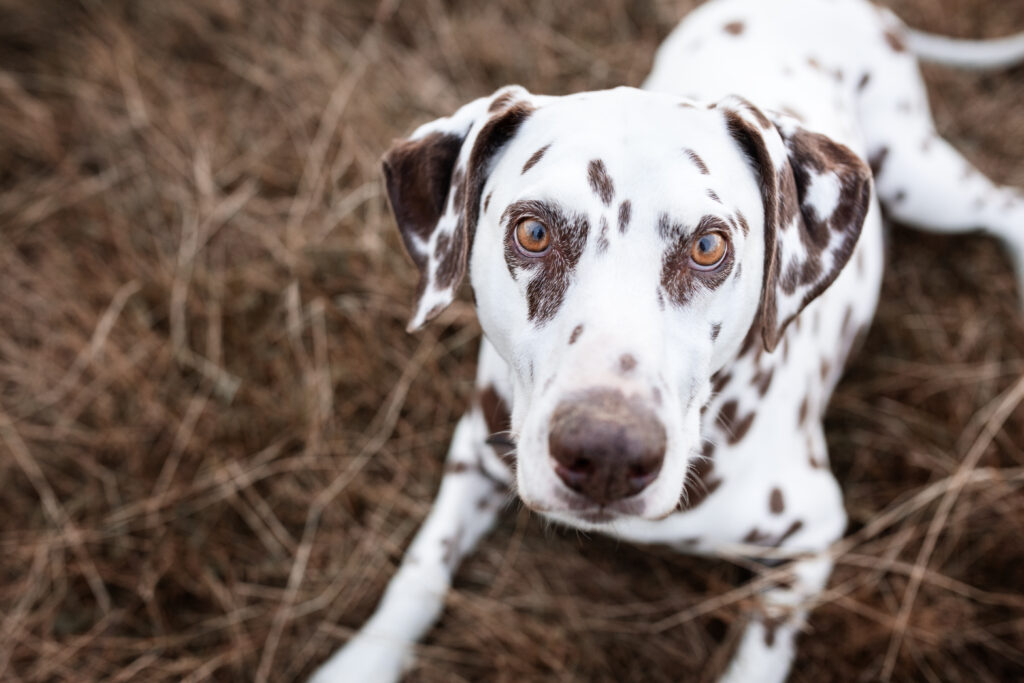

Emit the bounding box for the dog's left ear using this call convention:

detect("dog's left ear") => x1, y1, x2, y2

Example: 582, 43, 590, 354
722, 97, 873, 352
382, 86, 535, 331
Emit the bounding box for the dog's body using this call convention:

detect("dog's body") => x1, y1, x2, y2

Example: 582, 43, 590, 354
315, 1, 1024, 681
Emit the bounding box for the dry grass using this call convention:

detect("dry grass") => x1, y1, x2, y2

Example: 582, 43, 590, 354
1, 0, 1023, 681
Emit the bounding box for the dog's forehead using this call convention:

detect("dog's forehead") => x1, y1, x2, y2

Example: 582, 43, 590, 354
518, 90, 739, 174
494, 89, 755, 218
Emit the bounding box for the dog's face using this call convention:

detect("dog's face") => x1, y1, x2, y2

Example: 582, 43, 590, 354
383, 86, 871, 524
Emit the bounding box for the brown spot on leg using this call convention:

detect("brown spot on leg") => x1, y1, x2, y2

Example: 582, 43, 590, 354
569, 324, 583, 344
587, 159, 615, 206
763, 615, 787, 647
775, 520, 804, 546
769, 487, 785, 514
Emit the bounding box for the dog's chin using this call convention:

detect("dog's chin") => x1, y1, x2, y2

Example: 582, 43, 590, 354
521, 486, 677, 528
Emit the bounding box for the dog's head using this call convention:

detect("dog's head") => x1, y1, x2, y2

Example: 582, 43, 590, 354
382, 86, 871, 524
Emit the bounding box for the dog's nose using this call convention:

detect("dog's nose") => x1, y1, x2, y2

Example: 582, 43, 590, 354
548, 389, 666, 504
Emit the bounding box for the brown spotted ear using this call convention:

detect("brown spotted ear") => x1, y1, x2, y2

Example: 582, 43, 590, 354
723, 96, 872, 351
382, 86, 534, 331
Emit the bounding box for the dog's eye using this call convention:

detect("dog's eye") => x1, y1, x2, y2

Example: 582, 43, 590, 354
690, 232, 727, 269
515, 219, 551, 254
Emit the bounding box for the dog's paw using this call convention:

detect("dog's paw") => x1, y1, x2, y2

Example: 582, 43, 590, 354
309, 635, 413, 683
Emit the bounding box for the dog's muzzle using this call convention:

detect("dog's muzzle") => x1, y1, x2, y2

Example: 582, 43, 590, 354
547, 388, 666, 504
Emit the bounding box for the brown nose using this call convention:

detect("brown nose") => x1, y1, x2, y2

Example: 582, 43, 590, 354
548, 389, 666, 504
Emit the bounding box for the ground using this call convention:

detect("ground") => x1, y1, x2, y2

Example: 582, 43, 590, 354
1, 0, 1023, 681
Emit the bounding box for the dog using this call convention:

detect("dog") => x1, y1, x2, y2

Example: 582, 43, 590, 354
313, 1, 1024, 680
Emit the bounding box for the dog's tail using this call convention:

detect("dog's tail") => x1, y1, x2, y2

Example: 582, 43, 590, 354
907, 29, 1024, 70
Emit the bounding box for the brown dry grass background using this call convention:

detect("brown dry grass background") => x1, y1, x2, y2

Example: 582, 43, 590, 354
1, 0, 1023, 681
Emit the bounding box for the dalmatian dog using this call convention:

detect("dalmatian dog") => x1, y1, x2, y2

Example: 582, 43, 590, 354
314, 0, 1024, 680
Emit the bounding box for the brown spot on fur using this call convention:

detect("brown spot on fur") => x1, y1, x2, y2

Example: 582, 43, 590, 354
769, 487, 784, 514
619, 354, 637, 372
711, 323, 722, 341
479, 385, 513, 463
753, 366, 774, 396
776, 519, 804, 546
798, 396, 809, 426
445, 461, 471, 474
685, 148, 710, 175
596, 215, 610, 253
858, 72, 871, 91
763, 615, 786, 647
711, 370, 732, 395
743, 528, 772, 544
679, 443, 722, 511
869, 147, 888, 177
707, 188, 722, 203
484, 191, 493, 213
723, 20, 745, 35
820, 359, 832, 381
569, 324, 583, 344
617, 200, 632, 234
884, 28, 907, 52
522, 143, 551, 174
587, 159, 615, 206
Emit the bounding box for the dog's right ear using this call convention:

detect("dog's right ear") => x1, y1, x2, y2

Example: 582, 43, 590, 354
382, 86, 535, 331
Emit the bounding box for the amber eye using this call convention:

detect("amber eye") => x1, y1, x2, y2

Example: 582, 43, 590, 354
690, 232, 727, 269
515, 219, 551, 254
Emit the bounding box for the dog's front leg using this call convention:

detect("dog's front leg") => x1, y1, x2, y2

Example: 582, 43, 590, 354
310, 409, 510, 683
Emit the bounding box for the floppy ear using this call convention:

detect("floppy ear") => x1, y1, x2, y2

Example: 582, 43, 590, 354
382, 86, 535, 331
722, 96, 873, 351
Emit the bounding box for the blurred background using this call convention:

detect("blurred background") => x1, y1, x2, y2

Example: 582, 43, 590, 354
1, 0, 1023, 681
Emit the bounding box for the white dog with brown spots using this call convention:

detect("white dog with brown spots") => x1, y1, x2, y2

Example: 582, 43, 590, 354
312, 0, 1024, 680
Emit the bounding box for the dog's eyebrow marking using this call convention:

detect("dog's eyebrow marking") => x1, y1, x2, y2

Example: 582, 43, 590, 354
619, 354, 637, 372
569, 324, 583, 344
724, 20, 745, 36
684, 148, 710, 175
521, 144, 551, 174
769, 487, 785, 514
617, 200, 632, 234
587, 159, 615, 206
